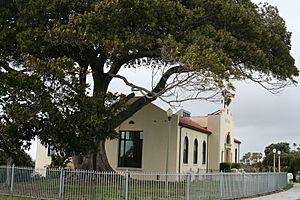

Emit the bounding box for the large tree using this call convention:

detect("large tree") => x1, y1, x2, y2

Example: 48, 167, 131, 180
0, 0, 298, 171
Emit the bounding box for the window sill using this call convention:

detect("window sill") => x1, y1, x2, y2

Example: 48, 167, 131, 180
116, 167, 143, 171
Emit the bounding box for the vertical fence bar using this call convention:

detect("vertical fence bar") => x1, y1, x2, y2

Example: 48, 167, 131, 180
124, 172, 129, 200
10, 165, 15, 195
242, 172, 246, 197
59, 169, 65, 200
185, 173, 191, 200
91, 171, 96, 200
220, 172, 223, 199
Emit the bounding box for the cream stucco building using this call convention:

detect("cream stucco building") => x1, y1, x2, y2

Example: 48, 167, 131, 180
35, 103, 241, 172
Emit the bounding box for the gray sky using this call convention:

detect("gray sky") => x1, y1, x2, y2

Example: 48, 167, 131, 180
28, 0, 300, 159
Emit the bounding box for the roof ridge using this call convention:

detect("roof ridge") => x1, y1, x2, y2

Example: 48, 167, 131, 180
179, 116, 211, 134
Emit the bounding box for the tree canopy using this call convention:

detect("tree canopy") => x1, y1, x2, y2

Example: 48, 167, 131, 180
0, 0, 298, 170
0, 150, 34, 167
264, 142, 290, 156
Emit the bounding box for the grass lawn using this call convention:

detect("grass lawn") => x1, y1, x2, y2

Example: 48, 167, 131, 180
284, 183, 293, 190
0, 195, 35, 200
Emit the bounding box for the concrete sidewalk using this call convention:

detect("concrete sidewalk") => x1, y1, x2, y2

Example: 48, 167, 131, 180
250, 183, 300, 200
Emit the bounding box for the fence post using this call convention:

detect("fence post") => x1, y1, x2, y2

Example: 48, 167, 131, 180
91, 171, 96, 200
10, 164, 15, 195
266, 173, 269, 192
185, 173, 191, 200
124, 172, 129, 200
59, 169, 65, 200
220, 172, 223, 199
242, 172, 246, 197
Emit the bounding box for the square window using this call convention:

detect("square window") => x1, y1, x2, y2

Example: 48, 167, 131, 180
118, 131, 143, 168
48, 144, 56, 157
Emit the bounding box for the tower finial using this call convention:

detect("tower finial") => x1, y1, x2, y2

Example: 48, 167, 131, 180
222, 90, 235, 108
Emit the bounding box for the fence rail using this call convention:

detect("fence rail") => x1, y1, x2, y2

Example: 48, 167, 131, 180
0, 166, 287, 200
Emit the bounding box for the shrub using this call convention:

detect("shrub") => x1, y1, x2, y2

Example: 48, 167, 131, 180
220, 162, 232, 172
231, 163, 242, 169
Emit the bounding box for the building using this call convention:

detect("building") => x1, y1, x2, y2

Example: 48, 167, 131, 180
35, 103, 241, 172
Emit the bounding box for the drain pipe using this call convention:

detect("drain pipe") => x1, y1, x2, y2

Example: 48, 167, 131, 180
178, 126, 183, 173
206, 135, 209, 172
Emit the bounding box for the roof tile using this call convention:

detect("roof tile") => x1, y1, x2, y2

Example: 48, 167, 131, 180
179, 117, 211, 134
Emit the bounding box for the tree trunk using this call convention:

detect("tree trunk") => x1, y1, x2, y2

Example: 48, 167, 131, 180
72, 140, 114, 171
73, 69, 115, 171
95, 140, 114, 171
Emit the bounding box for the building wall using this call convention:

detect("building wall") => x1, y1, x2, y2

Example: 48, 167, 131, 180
191, 116, 208, 127
220, 108, 235, 163
35, 139, 51, 170
179, 127, 208, 173
192, 107, 237, 171
206, 114, 222, 170
106, 104, 210, 173
193, 114, 222, 171
105, 103, 180, 173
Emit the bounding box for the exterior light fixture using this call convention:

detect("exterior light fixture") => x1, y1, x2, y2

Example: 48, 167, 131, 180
166, 108, 173, 121
278, 151, 281, 172
165, 108, 173, 196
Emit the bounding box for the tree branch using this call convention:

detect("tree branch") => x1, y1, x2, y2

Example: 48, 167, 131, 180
235, 63, 293, 94
111, 64, 189, 128
108, 49, 161, 78
0, 60, 15, 72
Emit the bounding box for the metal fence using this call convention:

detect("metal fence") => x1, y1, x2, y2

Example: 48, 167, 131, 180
0, 166, 287, 200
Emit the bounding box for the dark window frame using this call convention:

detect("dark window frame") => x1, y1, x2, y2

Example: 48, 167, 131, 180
47, 144, 56, 157
235, 148, 238, 163
202, 141, 206, 164
193, 139, 198, 164
183, 136, 189, 164
226, 134, 231, 144
118, 131, 143, 168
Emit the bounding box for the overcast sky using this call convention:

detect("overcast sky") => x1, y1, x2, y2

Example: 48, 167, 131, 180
28, 0, 300, 159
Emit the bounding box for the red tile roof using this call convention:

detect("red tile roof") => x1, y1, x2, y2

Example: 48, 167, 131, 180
234, 137, 242, 144
179, 117, 211, 134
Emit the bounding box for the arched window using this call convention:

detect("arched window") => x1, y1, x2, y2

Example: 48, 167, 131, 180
183, 137, 189, 164
202, 141, 206, 164
226, 134, 231, 144
193, 139, 198, 164
235, 148, 238, 163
